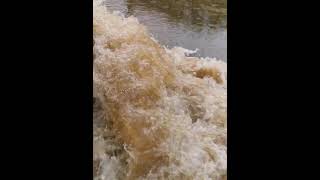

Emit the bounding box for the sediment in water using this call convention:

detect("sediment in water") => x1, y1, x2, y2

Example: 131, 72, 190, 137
93, 0, 227, 179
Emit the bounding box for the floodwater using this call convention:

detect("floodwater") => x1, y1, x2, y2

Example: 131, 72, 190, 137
103, 0, 227, 61
93, 0, 227, 179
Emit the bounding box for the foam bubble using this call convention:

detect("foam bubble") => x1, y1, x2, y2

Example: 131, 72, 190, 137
93, 0, 227, 179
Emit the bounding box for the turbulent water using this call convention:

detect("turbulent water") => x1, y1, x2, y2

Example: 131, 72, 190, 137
93, 0, 227, 179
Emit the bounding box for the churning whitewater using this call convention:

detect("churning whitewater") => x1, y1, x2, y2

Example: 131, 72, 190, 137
93, 0, 227, 179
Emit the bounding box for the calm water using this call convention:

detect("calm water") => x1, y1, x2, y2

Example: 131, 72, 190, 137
103, 0, 227, 61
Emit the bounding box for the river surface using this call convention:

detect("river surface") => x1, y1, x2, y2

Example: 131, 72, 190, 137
93, 1, 227, 179
103, 0, 227, 61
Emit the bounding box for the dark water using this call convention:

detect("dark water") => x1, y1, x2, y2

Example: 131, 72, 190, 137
104, 0, 227, 61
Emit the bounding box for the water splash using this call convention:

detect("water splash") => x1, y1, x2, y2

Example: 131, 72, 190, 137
93, 0, 227, 179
